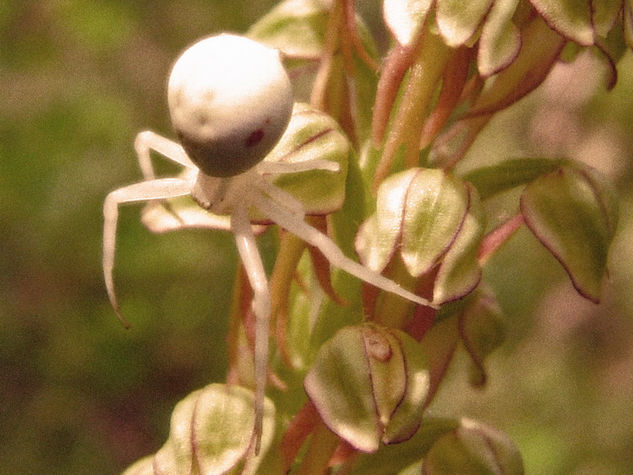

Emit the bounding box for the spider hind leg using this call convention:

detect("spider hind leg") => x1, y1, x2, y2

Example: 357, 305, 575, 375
230, 204, 271, 454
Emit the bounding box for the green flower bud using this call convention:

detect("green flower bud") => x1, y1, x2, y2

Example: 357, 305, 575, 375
304, 324, 430, 452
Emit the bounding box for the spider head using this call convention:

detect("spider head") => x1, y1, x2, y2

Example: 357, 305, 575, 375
167, 34, 294, 177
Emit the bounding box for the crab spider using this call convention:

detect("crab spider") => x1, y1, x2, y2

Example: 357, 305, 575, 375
103, 34, 435, 453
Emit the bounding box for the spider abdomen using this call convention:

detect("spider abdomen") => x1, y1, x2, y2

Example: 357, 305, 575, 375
168, 34, 294, 177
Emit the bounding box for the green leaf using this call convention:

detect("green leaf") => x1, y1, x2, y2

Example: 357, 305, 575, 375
383, 0, 434, 45
520, 166, 617, 302
529, 0, 594, 45
433, 185, 485, 304
436, 0, 494, 47
304, 324, 430, 452
477, 0, 521, 77
463, 158, 563, 200
144, 384, 275, 474
422, 418, 524, 474
247, 0, 329, 58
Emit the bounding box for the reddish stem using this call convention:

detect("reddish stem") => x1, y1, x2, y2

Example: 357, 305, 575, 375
420, 46, 472, 149
478, 213, 525, 265
281, 401, 321, 470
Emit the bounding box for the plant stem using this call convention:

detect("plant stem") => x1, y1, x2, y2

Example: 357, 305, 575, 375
270, 231, 307, 366
296, 420, 341, 475
373, 28, 452, 192
478, 213, 524, 265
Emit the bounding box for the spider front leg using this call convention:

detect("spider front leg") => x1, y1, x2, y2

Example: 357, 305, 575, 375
254, 194, 438, 309
134, 130, 197, 180
103, 177, 192, 327
230, 203, 272, 454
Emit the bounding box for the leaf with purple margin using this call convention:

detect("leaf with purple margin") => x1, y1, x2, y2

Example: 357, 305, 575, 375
463, 157, 563, 200
520, 165, 617, 302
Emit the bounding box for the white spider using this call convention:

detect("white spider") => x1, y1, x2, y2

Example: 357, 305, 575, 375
103, 34, 434, 452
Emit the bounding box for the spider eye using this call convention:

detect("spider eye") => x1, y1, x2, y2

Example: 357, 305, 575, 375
167, 34, 294, 177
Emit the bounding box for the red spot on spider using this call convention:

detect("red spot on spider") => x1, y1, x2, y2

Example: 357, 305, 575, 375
245, 129, 265, 147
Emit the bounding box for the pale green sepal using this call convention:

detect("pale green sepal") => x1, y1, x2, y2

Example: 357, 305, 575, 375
247, 0, 328, 58
529, 0, 594, 45
356, 169, 417, 273
477, 0, 521, 77
381, 329, 430, 444
433, 184, 485, 304
267, 103, 349, 217
436, 0, 494, 47
362, 326, 408, 434
305, 324, 430, 452
356, 168, 471, 279
146, 384, 275, 475
304, 326, 382, 452
400, 169, 469, 277
422, 418, 524, 474
383, 0, 434, 45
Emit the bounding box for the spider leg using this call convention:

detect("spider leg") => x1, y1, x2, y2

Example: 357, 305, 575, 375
254, 195, 438, 309
257, 159, 339, 175
230, 204, 271, 454
103, 178, 192, 327
257, 176, 306, 218
134, 130, 197, 180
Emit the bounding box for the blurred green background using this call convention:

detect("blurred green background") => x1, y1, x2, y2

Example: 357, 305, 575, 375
1, 1, 632, 473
